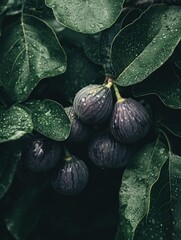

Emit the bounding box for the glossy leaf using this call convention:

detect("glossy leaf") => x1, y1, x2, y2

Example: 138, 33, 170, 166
5, 187, 43, 240
0, 144, 21, 199
132, 67, 181, 109
23, 99, 71, 141
45, 0, 124, 34
100, 23, 122, 77
170, 153, 181, 239
111, 5, 181, 86
0, 14, 66, 102
134, 160, 171, 240
0, 106, 33, 143
100, 8, 141, 77
115, 140, 168, 240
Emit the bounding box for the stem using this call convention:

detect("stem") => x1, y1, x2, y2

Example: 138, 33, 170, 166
64, 146, 72, 161
113, 84, 125, 102
105, 76, 113, 88
158, 128, 172, 156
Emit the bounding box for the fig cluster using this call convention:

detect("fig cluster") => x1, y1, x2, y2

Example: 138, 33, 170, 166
18, 134, 89, 195
71, 81, 150, 169
17, 80, 150, 195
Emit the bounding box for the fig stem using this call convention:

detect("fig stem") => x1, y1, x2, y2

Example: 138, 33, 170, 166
113, 83, 125, 102
105, 77, 113, 88
64, 147, 72, 161
106, 81, 113, 88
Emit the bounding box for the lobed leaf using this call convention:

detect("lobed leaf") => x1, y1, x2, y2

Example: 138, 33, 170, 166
0, 105, 33, 143
23, 99, 71, 141
115, 140, 169, 240
45, 0, 125, 34
0, 14, 66, 102
111, 5, 181, 86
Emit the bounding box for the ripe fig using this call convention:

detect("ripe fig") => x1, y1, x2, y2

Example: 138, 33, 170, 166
88, 132, 134, 168
73, 82, 113, 125
65, 106, 92, 143
51, 155, 89, 195
110, 98, 150, 143
21, 135, 62, 173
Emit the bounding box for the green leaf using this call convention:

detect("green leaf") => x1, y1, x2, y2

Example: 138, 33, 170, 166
132, 67, 181, 109
5, 187, 43, 240
82, 33, 102, 65
134, 160, 171, 240
23, 99, 71, 141
45, 0, 125, 34
0, 143, 21, 199
115, 140, 169, 240
0, 14, 66, 102
111, 5, 181, 86
60, 48, 102, 102
170, 153, 181, 239
0, 105, 33, 143
0, 0, 8, 15
161, 123, 181, 138
99, 8, 141, 77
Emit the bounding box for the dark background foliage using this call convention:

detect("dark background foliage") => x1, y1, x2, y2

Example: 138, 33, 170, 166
0, 0, 181, 240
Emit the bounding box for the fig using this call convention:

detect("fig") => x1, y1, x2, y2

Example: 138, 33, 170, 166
88, 132, 134, 168
21, 135, 62, 173
51, 155, 89, 195
73, 82, 113, 125
110, 98, 150, 143
65, 106, 92, 143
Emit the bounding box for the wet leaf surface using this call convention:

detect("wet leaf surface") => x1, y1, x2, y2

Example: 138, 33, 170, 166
134, 160, 171, 240
170, 153, 181, 240
111, 5, 181, 86
45, 0, 124, 34
23, 99, 71, 141
0, 105, 33, 143
0, 14, 66, 102
132, 67, 181, 109
115, 140, 169, 240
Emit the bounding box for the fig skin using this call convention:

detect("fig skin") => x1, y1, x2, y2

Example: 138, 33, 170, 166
88, 132, 134, 168
65, 106, 92, 143
110, 98, 150, 144
51, 155, 89, 195
73, 83, 113, 125
21, 136, 62, 173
